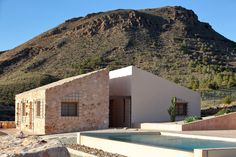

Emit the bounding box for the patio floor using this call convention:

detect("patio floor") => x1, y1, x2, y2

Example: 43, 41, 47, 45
176, 130, 236, 138
2, 128, 236, 140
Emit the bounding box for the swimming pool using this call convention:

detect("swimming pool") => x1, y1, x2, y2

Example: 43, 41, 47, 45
81, 132, 236, 151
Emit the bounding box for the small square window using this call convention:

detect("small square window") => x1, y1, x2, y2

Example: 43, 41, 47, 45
176, 103, 187, 116
61, 102, 78, 117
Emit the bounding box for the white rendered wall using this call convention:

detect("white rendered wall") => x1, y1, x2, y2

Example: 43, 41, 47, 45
109, 66, 132, 96
109, 76, 132, 96
109, 66, 201, 126
15, 90, 46, 134
131, 66, 200, 125
109, 66, 133, 79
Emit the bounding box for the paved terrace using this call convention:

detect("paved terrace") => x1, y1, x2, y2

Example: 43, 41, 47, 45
2, 128, 236, 139
175, 130, 236, 138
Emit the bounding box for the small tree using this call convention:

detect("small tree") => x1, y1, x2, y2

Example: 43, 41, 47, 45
168, 97, 177, 122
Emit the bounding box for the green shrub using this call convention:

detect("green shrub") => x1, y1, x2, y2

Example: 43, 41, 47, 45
208, 82, 219, 90
168, 97, 177, 122
223, 96, 232, 105
184, 116, 202, 123
215, 108, 232, 116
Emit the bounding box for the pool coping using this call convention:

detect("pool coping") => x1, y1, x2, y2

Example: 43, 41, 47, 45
80, 129, 236, 143
80, 132, 194, 152
78, 130, 236, 157
161, 132, 236, 143
79, 133, 194, 157
79, 131, 236, 151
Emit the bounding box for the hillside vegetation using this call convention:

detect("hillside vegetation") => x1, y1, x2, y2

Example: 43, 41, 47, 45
0, 6, 235, 115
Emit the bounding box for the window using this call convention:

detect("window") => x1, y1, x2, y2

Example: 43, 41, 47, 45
176, 103, 187, 116
22, 103, 26, 116
16, 103, 20, 114
36, 101, 41, 117
61, 102, 78, 116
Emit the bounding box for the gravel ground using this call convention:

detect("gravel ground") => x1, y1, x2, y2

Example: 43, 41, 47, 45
43, 135, 127, 157
55, 136, 77, 144
41, 133, 77, 144
67, 144, 127, 157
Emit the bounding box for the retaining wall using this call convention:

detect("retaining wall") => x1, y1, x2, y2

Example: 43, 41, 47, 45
182, 112, 236, 131
0, 121, 16, 128
141, 112, 236, 131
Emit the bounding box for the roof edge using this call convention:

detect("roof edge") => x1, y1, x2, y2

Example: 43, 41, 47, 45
16, 68, 108, 96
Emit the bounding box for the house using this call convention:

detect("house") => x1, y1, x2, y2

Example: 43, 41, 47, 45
109, 66, 200, 127
15, 66, 200, 134
15, 69, 109, 134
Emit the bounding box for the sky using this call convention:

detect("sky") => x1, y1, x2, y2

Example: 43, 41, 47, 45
0, 0, 236, 51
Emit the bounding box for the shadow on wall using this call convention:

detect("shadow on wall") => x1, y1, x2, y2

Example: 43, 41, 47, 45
0, 104, 15, 121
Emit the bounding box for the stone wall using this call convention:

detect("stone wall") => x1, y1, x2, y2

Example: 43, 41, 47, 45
45, 69, 109, 134
0, 135, 70, 157
15, 69, 109, 135
0, 121, 16, 128
15, 89, 46, 134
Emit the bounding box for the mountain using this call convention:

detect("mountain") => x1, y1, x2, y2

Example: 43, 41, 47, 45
0, 6, 236, 118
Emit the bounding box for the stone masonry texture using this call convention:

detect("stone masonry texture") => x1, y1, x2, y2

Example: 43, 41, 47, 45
15, 69, 109, 134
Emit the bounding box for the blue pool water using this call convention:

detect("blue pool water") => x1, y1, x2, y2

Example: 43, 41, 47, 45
82, 133, 236, 151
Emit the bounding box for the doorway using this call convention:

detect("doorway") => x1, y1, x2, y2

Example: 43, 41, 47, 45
16, 103, 21, 127
109, 96, 131, 128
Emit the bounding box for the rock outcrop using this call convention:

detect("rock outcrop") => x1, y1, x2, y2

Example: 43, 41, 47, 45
0, 135, 70, 157
0, 6, 236, 119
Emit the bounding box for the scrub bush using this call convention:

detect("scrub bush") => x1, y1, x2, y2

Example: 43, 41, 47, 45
184, 116, 202, 123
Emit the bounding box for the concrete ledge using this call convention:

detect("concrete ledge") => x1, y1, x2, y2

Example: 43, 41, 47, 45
141, 122, 183, 131
67, 147, 97, 157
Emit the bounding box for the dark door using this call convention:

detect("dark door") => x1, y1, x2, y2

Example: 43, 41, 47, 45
16, 103, 21, 127
109, 97, 131, 128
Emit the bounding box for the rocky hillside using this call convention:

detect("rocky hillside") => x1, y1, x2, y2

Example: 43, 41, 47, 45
0, 6, 236, 112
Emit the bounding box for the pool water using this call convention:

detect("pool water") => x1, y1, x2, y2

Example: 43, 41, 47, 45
82, 133, 236, 151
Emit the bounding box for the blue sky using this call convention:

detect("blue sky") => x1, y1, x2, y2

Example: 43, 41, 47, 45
0, 0, 235, 51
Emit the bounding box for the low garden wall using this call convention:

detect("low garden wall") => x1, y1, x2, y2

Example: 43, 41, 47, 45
0, 121, 16, 128
141, 112, 236, 131
182, 112, 236, 131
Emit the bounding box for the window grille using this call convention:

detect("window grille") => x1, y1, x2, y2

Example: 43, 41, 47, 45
22, 103, 26, 116
176, 103, 188, 116
61, 102, 78, 116
61, 92, 80, 102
